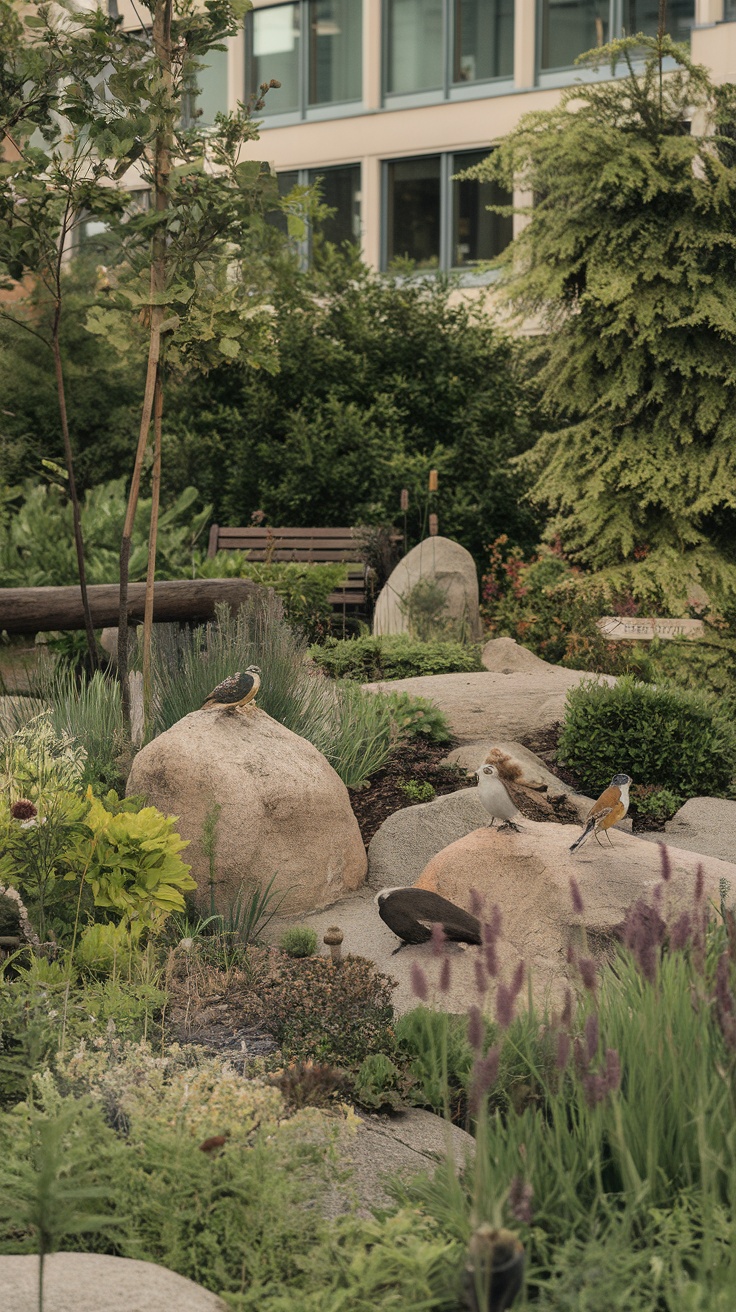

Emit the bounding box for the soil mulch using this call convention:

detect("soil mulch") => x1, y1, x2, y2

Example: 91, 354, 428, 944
347, 739, 469, 847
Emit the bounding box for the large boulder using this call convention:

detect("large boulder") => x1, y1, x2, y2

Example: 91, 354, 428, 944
324, 1108, 474, 1219
640, 797, 736, 864
368, 788, 489, 889
413, 822, 731, 1004
372, 536, 482, 641
126, 707, 366, 915
362, 670, 615, 744
0, 1253, 226, 1312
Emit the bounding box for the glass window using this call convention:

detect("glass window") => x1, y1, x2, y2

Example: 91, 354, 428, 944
309, 0, 362, 105
190, 47, 229, 126
266, 170, 300, 236
452, 150, 512, 267
387, 156, 441, 269
621, 0, 694, 44
454, 0, 513, 83
309, 164, 362, 246
386, 0, 444, 95
540, 0, 609, 70
251, 3, 301, 113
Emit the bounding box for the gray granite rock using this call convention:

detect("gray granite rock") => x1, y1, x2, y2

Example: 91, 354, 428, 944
0, 1253, 227, 1311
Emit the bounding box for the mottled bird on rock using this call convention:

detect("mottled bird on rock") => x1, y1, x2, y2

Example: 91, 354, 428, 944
475, 763, 523, 832
570, 773, 632, 852
202, 667, 261, 713
376, 886, 482, 953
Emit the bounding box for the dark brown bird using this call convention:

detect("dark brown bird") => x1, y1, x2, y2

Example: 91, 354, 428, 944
202, 667, 261, 713
376, 887, 482, 953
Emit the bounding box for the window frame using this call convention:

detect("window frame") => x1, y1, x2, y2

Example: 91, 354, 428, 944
382, 0, 514, 110
272, 162, 363, 262
381, 148, 510, 283
246, 0, 364, 126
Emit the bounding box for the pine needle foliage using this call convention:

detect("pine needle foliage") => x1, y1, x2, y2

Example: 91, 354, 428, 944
472, 35, 736, 605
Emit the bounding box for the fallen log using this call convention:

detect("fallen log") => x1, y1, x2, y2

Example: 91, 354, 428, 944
0, 579, 264, 635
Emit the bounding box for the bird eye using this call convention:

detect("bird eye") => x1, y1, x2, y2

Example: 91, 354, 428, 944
482, 766, 492, 774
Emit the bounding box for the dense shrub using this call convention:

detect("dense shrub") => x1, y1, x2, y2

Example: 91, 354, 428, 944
310, 634, 483, 681
253, 952, 397, 1067
559, 676, 736, 797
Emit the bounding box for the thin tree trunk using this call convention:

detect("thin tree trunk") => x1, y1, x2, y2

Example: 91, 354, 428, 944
51, 332, 98, 670
142, 369, 163, 735
117, 0, 173, 731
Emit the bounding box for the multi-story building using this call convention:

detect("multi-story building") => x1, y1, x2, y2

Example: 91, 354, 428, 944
119, 0, 736, 279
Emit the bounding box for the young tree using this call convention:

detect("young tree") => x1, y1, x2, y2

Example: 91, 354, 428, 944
476, 35, 736, 607
82, 0, 280, 729
0, 0, 132, 665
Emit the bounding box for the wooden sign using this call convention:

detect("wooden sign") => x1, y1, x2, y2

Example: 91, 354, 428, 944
597, 616, 704, 641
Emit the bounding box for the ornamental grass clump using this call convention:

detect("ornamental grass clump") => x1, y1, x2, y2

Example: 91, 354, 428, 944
559, 675, 736, 798
397, 849, 736, 1306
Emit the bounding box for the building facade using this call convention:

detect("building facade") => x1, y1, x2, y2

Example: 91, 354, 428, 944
118, 0, 736, 276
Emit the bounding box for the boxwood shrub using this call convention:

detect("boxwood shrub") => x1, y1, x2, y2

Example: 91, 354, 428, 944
310, 634, 483, 682
558, 676, 736, 798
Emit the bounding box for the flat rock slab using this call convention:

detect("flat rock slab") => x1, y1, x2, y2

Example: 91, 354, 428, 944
0, 1253, 227, 1312
325, 1108, 474, 1219
362, 671, 615, 744
638, 797, 736, 865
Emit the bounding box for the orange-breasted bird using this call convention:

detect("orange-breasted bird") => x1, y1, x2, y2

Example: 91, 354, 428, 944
569, 773, 632, 852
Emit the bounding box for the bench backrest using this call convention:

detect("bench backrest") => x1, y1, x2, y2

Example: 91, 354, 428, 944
208, 525, 362, 564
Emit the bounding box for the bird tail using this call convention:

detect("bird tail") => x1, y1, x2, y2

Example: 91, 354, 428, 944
570, 819, 595, 853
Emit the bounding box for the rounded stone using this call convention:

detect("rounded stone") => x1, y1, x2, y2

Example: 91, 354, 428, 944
372, 536, 481, 641
126, 706, 367, 916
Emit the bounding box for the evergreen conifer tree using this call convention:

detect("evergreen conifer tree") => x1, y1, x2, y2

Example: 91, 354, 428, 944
476, 35, 736, 607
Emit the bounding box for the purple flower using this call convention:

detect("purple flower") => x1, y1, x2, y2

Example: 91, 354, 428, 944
569, 876, 585, 916
561, 988, 573, 1027
495, 983, 515, 1029
578, 957, 597, 992
508, 1176, 534, 1225
411, 962, 428, 1002
669, 911, 692, 951
583, 1071, 608, 1107
439, 955, 452, 993
430, 922, 446, 958
556, 1030, 571, 1071
474, 957, 488, 996
605, 1048, 621, 1093
468, 1003, 484, 1051
584, 1012, 599, 1062
659, 844, 672, 883
510, 959, 525, 1001
490, 905, 503, 938
695, 864, 705, 902
469, 887, 485, 918
484, 941, 498, 979
623, 899, 666, 984
469, 1045, 500, 1112
10, 799, 37, 821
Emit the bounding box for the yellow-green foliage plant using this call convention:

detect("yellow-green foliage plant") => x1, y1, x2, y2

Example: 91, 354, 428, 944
82, 790, 196, 930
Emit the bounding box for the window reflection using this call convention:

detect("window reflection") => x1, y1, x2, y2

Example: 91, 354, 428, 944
387, 156, 441, 269
454, 0, 513, 83
309, 0, 362, 106
452, 150, 512, 266
386, 0, 444, 94
251, 3, 301, 113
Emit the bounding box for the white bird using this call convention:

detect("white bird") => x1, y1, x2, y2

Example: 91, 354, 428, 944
475, 763, 523, 832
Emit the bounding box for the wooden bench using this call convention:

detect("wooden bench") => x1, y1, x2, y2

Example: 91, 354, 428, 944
207, 525, 369, 613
